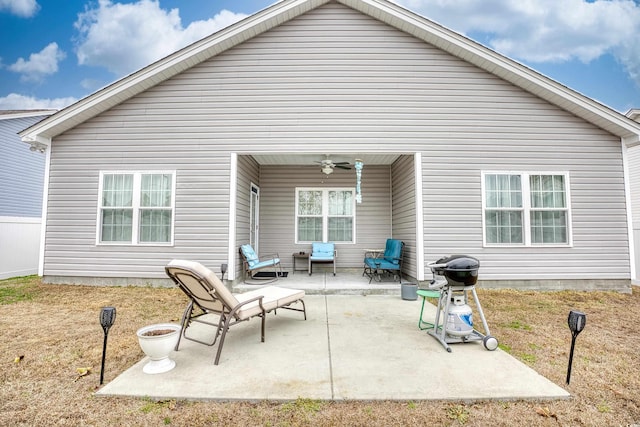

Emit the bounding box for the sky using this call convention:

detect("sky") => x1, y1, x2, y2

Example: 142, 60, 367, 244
1, 0, 639, 113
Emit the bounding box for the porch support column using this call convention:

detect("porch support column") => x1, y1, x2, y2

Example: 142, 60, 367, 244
227, 153, 238, 281
414, 152, 425, 281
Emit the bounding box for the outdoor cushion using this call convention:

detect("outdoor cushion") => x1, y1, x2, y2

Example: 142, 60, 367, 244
310, 242, 335, 260
239, 244, 282, 283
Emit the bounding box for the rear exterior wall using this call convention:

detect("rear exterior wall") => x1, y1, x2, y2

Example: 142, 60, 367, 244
42, 3, 629, 288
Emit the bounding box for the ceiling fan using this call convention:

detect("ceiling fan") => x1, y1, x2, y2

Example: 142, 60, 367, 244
315, 157, 352, 175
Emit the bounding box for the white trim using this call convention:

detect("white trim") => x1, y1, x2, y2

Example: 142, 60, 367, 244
0, 110, 56, 121
621, 142, 636, 279
37, 139, 51, 276
0, 216, 41, 224
481, 171, 573, 247
414, 153, 425, 281
95, 171, 176, 246
227, 153, 238, 281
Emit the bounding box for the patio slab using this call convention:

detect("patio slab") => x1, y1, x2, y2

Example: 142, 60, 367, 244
96, 294, 570, 402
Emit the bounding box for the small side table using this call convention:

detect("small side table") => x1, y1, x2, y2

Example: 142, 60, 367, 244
292, 252, 309, 274
417, 289, 441, 330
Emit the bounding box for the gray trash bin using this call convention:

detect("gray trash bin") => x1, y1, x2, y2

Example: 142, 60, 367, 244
401, 282, 418, 300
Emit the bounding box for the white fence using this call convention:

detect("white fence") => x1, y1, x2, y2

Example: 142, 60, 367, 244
0, 216, 41, 280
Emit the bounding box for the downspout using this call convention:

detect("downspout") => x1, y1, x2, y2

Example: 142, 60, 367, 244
23, 136, 51, 277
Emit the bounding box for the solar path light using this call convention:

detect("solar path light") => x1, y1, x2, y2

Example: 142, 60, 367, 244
566, 310, 586, 385
99, 306, 116, 385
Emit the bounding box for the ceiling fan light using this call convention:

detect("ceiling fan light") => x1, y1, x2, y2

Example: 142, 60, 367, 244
322, 165, 334, 175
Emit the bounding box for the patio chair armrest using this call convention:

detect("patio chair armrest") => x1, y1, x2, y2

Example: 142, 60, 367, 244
229, 295, 265, 318
262, 253, 280, 261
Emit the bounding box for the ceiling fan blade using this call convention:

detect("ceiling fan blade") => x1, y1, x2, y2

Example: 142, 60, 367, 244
335, 165, 352, 170
333, 161, 350, 165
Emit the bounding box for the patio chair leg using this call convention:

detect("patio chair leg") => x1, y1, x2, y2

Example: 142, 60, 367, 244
175, 301, 194, 351
261, 313, 265, 343
214, 315, 233, 365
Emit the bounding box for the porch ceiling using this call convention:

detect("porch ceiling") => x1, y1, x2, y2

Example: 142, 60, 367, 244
250, 153, 401, 166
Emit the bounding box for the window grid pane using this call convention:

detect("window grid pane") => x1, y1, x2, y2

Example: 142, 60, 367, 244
101, 209, 133, 242
298, 191, 322, 215
297, 217, 323, 241
485, 174, 522, 208
485, 210, 523, 244
102, 174, 133, 207
139, 209, 172, 243
141, 174, 172, 207
328, 217, 353, 242
329, 191, 353, 215
530, 175, 565, 209
531, 211, 567, 244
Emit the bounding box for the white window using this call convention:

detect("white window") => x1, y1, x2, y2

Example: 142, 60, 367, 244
98, 171, 175, 245
295, 188, 355, 243
482, 172, 571, 246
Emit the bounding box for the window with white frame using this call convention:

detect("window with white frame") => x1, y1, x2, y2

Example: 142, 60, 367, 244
483, 172, 570, 246
296, 188, 355, 243
98, 171, 175, 244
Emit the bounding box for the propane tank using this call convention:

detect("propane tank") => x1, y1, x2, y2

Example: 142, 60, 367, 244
446, 295, 473, 337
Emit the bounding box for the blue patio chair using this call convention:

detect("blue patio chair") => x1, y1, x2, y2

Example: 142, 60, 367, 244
308, 242, 336, 276
239, 244, 282, 283
363, 239, 404, 283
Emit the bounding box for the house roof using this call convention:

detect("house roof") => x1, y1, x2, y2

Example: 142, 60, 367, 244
19, 0, 640, 146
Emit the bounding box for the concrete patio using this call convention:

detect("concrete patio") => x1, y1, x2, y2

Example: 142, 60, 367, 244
96, 271, 570, 402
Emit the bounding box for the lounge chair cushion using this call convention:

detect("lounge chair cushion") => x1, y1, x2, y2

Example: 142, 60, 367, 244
236, 286, 305, 319
168, 259, 239, 312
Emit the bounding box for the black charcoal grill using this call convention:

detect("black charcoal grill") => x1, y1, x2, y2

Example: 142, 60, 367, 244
431, 255, 479, 286
426, 255, 498, 352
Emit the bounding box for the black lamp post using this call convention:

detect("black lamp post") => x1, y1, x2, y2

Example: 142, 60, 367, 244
566, 310, 586, 385
99, 306, 116, 385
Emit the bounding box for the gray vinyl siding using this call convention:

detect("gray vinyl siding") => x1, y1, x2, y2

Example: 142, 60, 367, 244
259, 165, 391, 270
42, 2, 630, 285
421, 134, 628, 281
0, 115, 47, 217
391, 155, 417, 279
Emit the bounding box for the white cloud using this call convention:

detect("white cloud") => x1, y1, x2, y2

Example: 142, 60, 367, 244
396, 0, 640, 85
0, 93, 76, 110
74, 0, 247, 76
0, 0, 39, 17
7, 42, 66, 82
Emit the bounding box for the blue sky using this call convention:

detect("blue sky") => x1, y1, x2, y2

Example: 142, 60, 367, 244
1, 0, 639, 113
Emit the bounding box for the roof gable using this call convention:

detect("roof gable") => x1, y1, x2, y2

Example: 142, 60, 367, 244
20, 0, 640, 145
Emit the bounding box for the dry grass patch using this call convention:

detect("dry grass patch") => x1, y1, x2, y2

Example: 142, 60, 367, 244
1, 277, 639, 426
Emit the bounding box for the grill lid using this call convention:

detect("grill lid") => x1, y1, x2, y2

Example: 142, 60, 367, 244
436, 255, 480, 271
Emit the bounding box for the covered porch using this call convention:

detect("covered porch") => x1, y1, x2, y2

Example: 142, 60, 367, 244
228, 152, 426, 286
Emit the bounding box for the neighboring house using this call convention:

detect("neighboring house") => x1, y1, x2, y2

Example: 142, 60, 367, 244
19, 0, 640, 291
0, 110, 55, 279
626, 109, 640, 283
